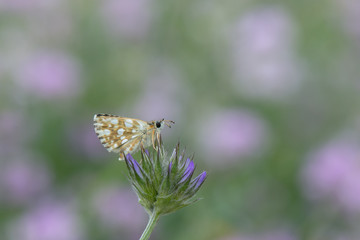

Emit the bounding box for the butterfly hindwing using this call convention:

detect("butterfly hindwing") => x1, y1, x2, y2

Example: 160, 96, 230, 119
94, 114, 146, 154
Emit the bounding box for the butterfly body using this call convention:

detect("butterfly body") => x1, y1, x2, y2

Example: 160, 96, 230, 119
93, 114, 174, 160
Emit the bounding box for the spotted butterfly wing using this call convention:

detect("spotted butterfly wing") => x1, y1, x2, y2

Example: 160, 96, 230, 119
93, 114, 150, 160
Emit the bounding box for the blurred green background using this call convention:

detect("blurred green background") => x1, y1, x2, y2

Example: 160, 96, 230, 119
1, 0, 360, 239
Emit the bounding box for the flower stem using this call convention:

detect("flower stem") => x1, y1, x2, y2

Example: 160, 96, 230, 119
139, 211, 161, 240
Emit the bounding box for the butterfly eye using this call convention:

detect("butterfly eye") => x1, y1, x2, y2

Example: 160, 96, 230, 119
156, 121, 161, 128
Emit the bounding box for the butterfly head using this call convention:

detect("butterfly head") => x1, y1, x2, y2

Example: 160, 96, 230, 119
151, 119, 175, 130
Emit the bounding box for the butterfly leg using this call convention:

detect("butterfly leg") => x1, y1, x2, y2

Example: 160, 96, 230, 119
152, 130, 156, 149
156, 132, 161, 148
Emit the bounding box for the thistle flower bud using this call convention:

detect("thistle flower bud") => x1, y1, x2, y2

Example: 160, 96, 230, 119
124, 142, 207, 216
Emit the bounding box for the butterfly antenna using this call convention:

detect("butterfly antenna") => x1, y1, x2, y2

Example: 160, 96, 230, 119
164, 120, 175, 128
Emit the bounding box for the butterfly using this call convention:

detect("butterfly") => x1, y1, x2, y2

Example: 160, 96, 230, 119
93, 114, 175, 160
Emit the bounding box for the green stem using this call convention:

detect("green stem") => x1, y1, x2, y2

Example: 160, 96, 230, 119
139, 211, 161, 240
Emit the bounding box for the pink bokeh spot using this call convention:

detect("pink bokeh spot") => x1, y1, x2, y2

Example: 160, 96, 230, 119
0, 157, 51, 205
230, 6, 303, 101
91, 186, 146, 232
0, 0, 59, 13
218, 229, 297, 240
233, 7, 294, 55
336, 0, 360, 42
133, 62, 184, 122
7, 200, 85, 240
66, 124, 107, 160
100, 0, 152, 39
198, 109, 269, 166
0, 111, 30, 154
301, 138, 360, 213
16, 51, 81, 99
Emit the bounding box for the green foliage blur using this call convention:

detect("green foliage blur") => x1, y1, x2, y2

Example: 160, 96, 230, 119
1, 0, 360, 239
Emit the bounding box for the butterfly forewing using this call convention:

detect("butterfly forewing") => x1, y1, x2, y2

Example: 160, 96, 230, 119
93, 114, 149, 159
